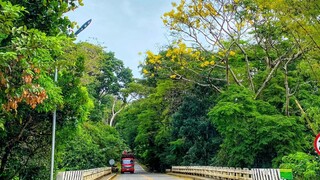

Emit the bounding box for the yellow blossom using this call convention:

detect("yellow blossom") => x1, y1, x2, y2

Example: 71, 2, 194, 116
163, 19, 168, 24
236, 22, 245, 31
143, 69, 149, 75
218, 51, 224, 56
204, 3, 217, 16
148, 59, 155, 64
171, 55, 176, 62
200, 61, 210, 67
170, 74, 177, 79
146, 50, 154, 57
166, 50, 172, 57
178, 42, 187, 51
229, 51, 236, 56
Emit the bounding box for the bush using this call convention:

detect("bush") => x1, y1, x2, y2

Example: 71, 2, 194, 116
280, 152, 320, 180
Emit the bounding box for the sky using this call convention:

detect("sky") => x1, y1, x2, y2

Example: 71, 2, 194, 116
66, 0, 177, 78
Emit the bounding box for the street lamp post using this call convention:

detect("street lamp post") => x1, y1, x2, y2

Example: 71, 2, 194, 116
50, 19, 92, 180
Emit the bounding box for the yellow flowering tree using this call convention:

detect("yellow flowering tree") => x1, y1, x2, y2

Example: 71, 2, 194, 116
142, 0, 255, 92
142, 41, 231, 92
162, 0, 253, 88
143, 0, 316, 102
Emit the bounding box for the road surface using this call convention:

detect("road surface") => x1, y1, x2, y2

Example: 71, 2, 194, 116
113, 163, 190, 180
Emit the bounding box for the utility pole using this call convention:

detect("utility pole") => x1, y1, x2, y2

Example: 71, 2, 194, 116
50, 19, 92, 180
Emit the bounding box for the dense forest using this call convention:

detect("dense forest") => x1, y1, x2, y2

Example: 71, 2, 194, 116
1, 0, 320, 180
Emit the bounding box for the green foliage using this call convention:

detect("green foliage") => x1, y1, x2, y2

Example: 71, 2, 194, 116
117, 80, 221, 171
208, 85, 306, 167
115, 0, 320, 175
117, 80, 182, 171
132, 81, 177, 171
116, 101, 141, 150
57, 51, 94, 124
57, 121, 126, 170
73, 42, 133, 123
280, 152, 320, 180
0, 19, 73, 112
0, 0, 26, 35
167, 86, 220, 166
0, 1, 98, 179
120, 0, 320, 175
254, 0, 320, 50
121, 81, 153, 100
0, 111, 53, 179
92, 51, 133, 97
8, 0, 83, 35
73, 42, 105, 86
1, 0, 320, 178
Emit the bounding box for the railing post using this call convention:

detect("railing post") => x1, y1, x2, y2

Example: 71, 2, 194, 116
57, 167, 111, 180
170, 166, 288, 180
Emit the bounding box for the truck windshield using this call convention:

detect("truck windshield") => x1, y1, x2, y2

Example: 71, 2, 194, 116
122, 160, 133, 164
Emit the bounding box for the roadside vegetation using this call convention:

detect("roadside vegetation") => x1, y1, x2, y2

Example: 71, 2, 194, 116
117, 1, 320, 179
1, 0, 320, 179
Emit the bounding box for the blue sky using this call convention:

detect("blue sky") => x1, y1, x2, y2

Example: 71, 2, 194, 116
66, 0, 177, 78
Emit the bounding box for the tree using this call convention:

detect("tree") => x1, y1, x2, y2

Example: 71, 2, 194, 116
253, 0, 320, 50
167, 85, 220, 166
144, 0, 311, 109
57, 121, 126, 171
81, 45, 133, 124
116, 1, 320, 176
117, 80, 190, 171
8, 0, 83, 35
280, 152, 320, 180
142, 0, 257, 90
0, 1, 91, 179
208, 85, 306, 167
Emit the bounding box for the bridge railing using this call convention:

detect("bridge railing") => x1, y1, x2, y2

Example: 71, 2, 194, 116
56, 167, 111, 180
171, 166, 283, 180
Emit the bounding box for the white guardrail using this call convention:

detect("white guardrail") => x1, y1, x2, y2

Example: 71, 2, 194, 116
56, 167, 112, 180
171, 166, 282, 180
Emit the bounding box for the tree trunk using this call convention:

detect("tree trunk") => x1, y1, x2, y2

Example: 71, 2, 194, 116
284, 63, 290, 116
255, 59, 282, 99
0, 116, 32, 178
0, 144, 14, 179
295, 99, 317, 136
107, 96, 126, 127
255, 50, 302, 99
226, 58, 229, 86
235, 42, 254, 92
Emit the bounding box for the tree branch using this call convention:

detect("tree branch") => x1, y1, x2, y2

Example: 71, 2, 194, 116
255, 50, 302, 99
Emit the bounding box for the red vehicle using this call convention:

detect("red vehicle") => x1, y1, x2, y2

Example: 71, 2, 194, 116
121, 151, 135, 174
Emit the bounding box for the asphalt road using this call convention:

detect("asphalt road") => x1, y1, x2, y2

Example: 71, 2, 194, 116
113, 163, 190, 180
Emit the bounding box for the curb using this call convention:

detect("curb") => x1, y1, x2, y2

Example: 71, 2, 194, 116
167, 172, 211, 180
98, 173, 117, 180
106, 173, 117, 180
